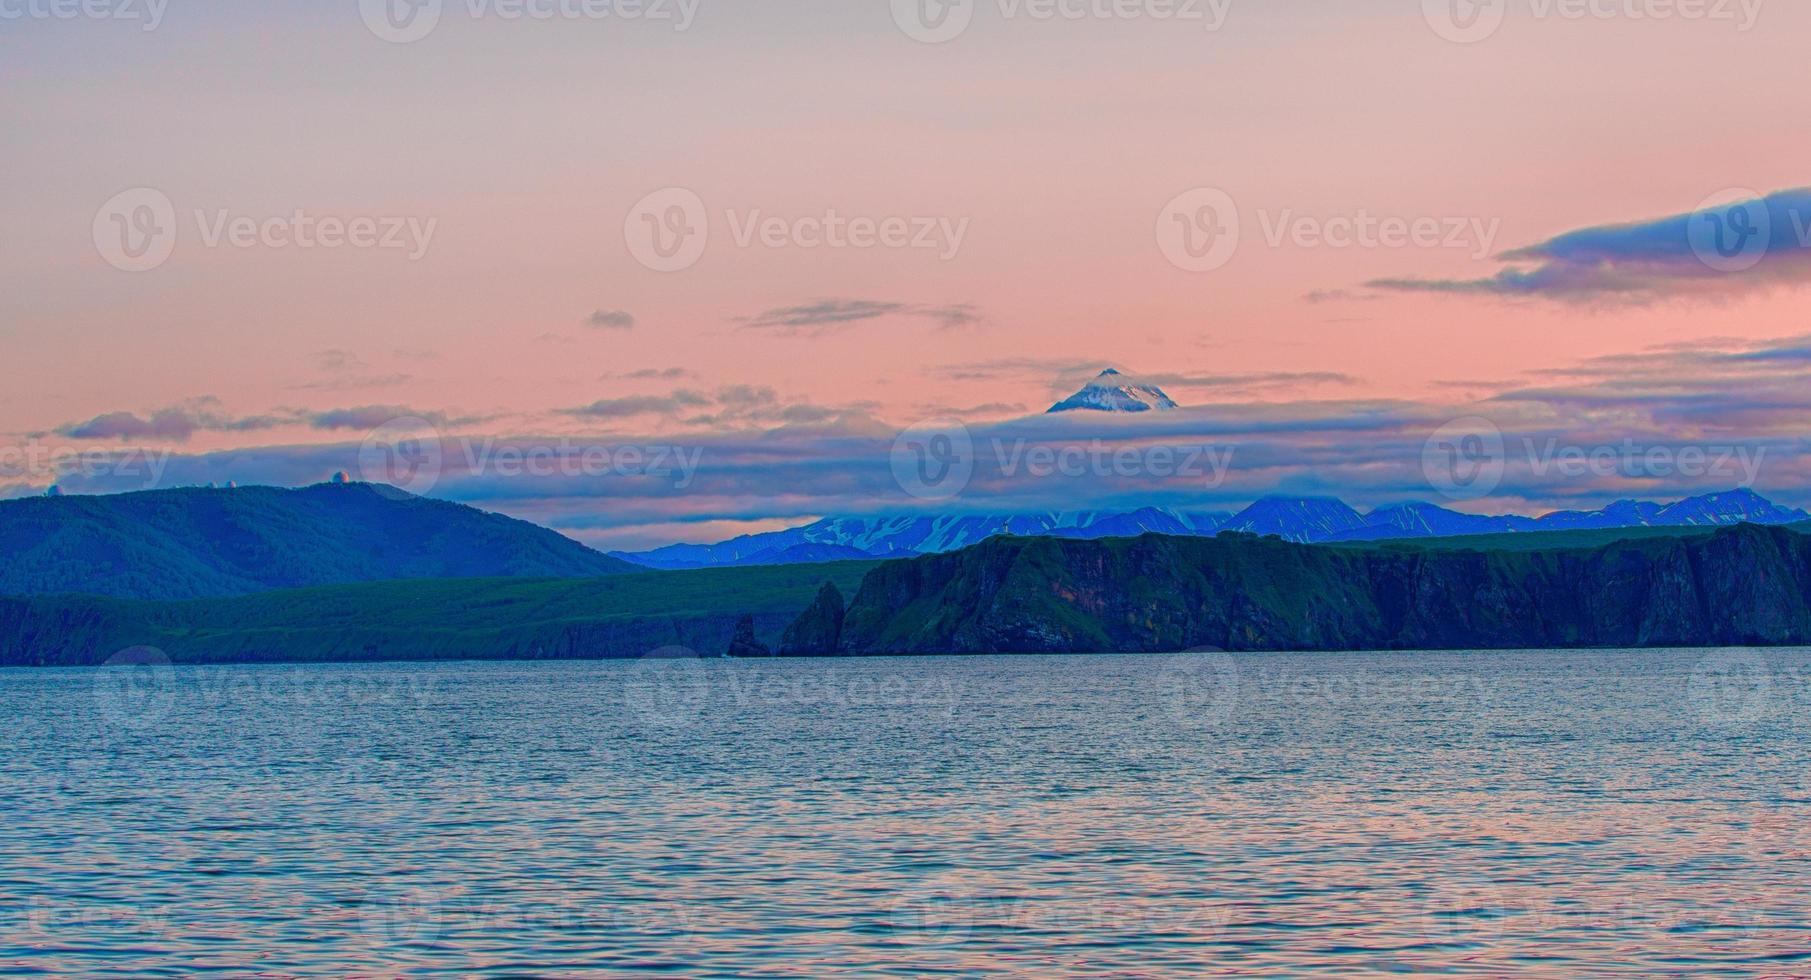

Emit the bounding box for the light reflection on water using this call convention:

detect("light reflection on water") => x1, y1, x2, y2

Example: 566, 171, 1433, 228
2, 649, 1808, 977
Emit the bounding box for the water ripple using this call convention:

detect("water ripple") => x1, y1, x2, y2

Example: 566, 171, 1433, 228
3, 649, 1809, 976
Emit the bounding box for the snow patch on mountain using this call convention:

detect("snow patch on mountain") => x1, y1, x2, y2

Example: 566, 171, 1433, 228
1047, 369, 1179, 414
614, 490, 1809, 569
616, 508, 1231, 569
1216, 497, 1366, 543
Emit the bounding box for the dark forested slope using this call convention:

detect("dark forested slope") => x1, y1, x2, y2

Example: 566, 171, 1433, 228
782, 525, 1811, 654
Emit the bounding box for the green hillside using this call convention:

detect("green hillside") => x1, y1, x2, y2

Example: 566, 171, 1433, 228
791, 524, 1811, 655
11, 517, 1811, 667
0, 561, 876, 666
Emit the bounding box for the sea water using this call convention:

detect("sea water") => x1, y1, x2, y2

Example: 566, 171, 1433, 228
2, 649, 1808, 977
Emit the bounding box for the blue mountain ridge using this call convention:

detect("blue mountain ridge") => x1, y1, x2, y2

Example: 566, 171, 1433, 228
0, 481, 638, 600
614, 488, 1809, 569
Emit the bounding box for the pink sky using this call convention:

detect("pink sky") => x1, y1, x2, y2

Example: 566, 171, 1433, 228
4, 1, 1809, 546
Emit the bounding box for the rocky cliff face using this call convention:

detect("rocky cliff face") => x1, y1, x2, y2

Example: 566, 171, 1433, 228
780, 583, 846, 656
805, 525, 1811, 654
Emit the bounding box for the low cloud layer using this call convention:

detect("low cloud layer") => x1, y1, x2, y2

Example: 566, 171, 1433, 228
586, 309, 637, 329
1368, 187, 1811, 304
1140, 370, 1360, 393
565, 391, 714, 420
57, 398, 288, 441
55, 400, 478, 441
738, 299, 981, 335
566, 384, 883, 432
26, 336, 1811, 550
308, 406, 481, 431
942, 359, 1357, 402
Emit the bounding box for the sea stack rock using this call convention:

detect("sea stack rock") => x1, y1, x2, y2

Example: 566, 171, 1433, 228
725, 614, 771, 657
780, 583, 845, 656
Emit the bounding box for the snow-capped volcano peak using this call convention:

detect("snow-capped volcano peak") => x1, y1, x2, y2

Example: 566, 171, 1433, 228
1047, 369, 1180, 414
